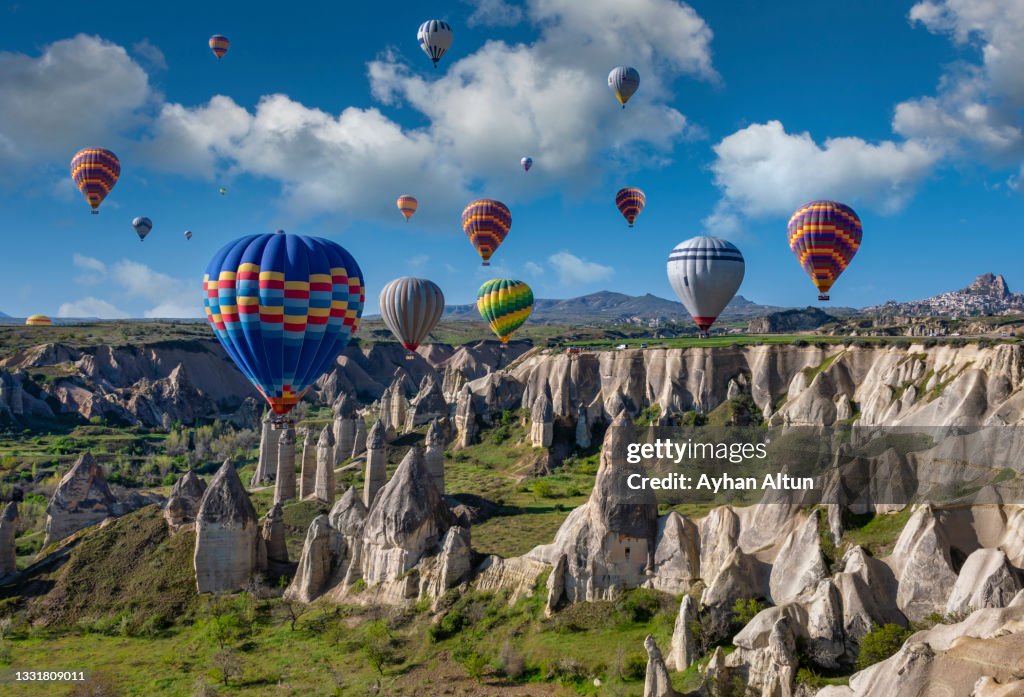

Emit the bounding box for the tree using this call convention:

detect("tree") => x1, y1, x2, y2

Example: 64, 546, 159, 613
856, 623, 912, 669
361, 620, 398, 676
211, 649, 243, 687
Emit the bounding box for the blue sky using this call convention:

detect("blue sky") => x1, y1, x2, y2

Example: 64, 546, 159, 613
0, 0, 1022, 318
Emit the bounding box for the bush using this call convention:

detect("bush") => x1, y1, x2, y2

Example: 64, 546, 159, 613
495, 642, 525, 679
856, 623, 912, 669
428, 608, 468, 642
620, 652, 647, 681
732, 597, 767, 626
531, 480, 556, 498
617, 588, 662, 623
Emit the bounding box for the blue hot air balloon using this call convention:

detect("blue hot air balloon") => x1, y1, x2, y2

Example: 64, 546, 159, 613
203, 232, 365, 416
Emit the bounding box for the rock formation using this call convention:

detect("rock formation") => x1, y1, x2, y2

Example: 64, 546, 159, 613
530, 391, 554, 448
769, 510, 828, 605
888, 505, 959, 622
360, 448, 454, 586
363, 420, 387, 508
351, 416, 367, 458
945, 548, 1021, 615
642, 635, 679, 697
405, 375, 448, 431
164, 470, 207, 530
333, 394, 356, 465
44, 453, 117, 545
528, 413, 658, 602
194, 460, 259, 593
454, 384, 478, 449
575, 403, 591, 449
299, 428, 316, 500
261, 502, 288, 564
424, 418, 446, 495
726, 615, 799, 697
252, 411, 281, 486
0, 501, 17, 578
284, 515, 344, 603
274, 423, 297, 504
667, 594, 699, 671
315, 424, 336, 504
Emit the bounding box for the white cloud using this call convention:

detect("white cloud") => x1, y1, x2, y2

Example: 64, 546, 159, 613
707, 121, 940, 221
109, 259, 202, 317
466, 0, 524, 27
57, 297, 128, 319
143, 301, 201, 319
72, 253, 107, 286
893, 1, 1024, 162
523, 260, 544, 276
0, 35, 151, 164
132, 39, 167, 71
548, 250, 613, 286
407, 254, 429, 271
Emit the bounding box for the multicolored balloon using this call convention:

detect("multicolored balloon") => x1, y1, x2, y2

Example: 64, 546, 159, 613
219, 187, 227, 196
521, 156, 533, 172
616, 187, 645, 227
132, 217, 153, 242
184, 230, 193, 241
379, 277, 444, 353
666, 237, 745, 334
70, 148, 120, 214
788, 200, 862, 301
477, 279, 533, 344
397, 195, 418, 222
209, 35, 230, 60
25, 315, 52, 326
417, 20, 453, 68
203, 231, 365, 416
608, 66, 640, 108
462, 199, 511, 266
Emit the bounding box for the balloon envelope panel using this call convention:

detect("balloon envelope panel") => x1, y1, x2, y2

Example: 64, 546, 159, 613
203, 232, 364, 415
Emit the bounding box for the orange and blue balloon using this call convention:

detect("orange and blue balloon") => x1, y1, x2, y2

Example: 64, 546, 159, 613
462, 199, 511, 266
616, 187, 645, 227
71, 148, 120, 214
788, 200, 862, 301
203, 231, 365, 416
209, 35, 230, 60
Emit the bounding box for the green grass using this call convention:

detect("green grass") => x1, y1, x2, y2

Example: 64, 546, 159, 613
842, 507, 914, 556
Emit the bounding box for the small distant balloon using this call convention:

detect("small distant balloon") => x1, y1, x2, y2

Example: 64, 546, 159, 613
25, 315, 52, 326
521, 156, 533, 172
70, 148, 120, 214
616, 187, 646, 227
397, 195, 418, 222
608, 66, 640, 108
132, 217, 153, 242
209, 35, 230, 60
218, 187, 227, 196
417, 20, 453, 67
184, 230, 193, 241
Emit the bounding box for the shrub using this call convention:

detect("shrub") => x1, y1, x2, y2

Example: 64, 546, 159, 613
428, 608, 468, 642
617, 588, 662, 623
495, 642, 525, 679
856, 623, 912, 669
620, 652, 647, 681
732, 597, 767, 626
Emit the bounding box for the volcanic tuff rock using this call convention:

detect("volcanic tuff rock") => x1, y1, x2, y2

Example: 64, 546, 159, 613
194, 460, 259, 593
44, 453, 117, 545
351, 416, 367, 458
530, 391, 554, 448
261, 502, 288, 564
945, 548, 1022, 615
667, 593, 699, 671
253, 412, 280, 486
769, 511, 828, 605
528, 413, 658, 602
274, 424, 296, 504
424, 418, 446, 495
642, 635, 679, 697
0, 501, 17, 578
360, 448, 454, 586
363, 420, 387, 508
454, 384, 478, 449
888, 505, 960, 622
314, 424, 336, 504
164, 470, 207, 530
284, 515, 344, 603
299, 428, 316, 499
818, 592, 1024, 697
405, 374, 448, 431
747, 307, 838, 334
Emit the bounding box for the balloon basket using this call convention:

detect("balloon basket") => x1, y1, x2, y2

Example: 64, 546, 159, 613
405, 353, 415, 361
91, 210, 99, 215
482, 262, 490, 267
818, 294, 830, 302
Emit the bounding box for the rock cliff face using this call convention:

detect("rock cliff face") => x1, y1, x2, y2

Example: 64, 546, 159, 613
194, 460, 258, 593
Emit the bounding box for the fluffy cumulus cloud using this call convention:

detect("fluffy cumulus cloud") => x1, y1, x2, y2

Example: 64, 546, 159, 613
548, 250, 613, 286
894, 0, 1024, 160
57, 297, 128, 319
0, 35, 151, 164
63, 255, 202, 319
707, 121, 939, 225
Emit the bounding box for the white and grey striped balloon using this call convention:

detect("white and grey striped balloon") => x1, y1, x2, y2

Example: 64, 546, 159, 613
666, 236, 745, 334
379, 277, 445, 352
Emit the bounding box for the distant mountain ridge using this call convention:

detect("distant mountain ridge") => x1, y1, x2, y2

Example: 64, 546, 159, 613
866, 273, 1024, 317
443, 290, 787, 324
